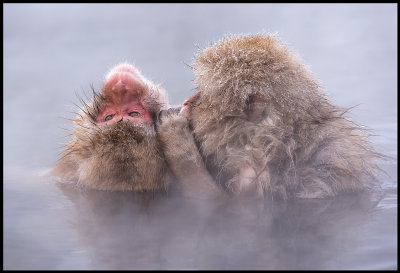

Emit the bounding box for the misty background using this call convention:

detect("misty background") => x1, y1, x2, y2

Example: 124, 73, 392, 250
3, 3, 397, 270
4, 3, 397, 169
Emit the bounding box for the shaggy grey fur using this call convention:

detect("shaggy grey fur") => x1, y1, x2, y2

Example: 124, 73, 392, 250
188, 34, 383, 199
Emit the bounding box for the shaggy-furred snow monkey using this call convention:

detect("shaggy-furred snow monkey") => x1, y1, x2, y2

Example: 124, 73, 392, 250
51, 63, 171, 192
51, 63, 223, 199
157, 34, 383, 199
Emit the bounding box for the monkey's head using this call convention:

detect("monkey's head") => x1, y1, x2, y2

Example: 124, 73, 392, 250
53, 63, 169, 192
186, 34, 324, 128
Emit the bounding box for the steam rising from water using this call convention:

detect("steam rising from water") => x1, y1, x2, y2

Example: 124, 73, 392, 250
4, 164, 397, 270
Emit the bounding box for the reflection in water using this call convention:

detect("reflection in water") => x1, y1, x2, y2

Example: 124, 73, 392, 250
51, 177, 388, 270
3, 166, 397, 269
57, 184, 171, 269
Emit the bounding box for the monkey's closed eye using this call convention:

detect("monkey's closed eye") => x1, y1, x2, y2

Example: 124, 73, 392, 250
105, 114, 115, 121
128, 111, 140, 117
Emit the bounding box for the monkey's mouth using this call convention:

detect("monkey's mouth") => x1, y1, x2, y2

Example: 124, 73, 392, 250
98, 120, 154, 145
87, 120, 167, 191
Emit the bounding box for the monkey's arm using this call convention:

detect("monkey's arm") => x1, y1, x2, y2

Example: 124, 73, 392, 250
156, 108, 226, 200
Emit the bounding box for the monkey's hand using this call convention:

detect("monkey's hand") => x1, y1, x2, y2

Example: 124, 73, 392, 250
156, 107, 226, 200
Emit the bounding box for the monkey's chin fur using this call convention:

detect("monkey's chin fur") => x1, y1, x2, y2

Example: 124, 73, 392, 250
54, 120, 168, 192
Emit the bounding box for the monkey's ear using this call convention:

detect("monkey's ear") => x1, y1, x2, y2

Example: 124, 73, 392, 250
181, 91, 201, 117
184, 91, 201, 106
245, 94, 266, 122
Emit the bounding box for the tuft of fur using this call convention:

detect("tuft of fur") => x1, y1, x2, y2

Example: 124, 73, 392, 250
190, 34, 383, 199
52, 63, 169, 192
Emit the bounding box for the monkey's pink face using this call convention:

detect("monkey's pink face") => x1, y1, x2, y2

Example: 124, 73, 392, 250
96, 67, 152, 125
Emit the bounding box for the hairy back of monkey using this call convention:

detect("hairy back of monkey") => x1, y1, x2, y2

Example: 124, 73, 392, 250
189, 34, 383, 199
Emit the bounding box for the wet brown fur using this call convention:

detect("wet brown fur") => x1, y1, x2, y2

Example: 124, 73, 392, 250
51, 64, 170, 192
188, 34, 383, 199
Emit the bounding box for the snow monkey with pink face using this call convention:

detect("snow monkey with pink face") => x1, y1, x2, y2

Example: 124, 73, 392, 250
51, 62, 222, 198
157, 34, 383, 199
51, 63, 171, 192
